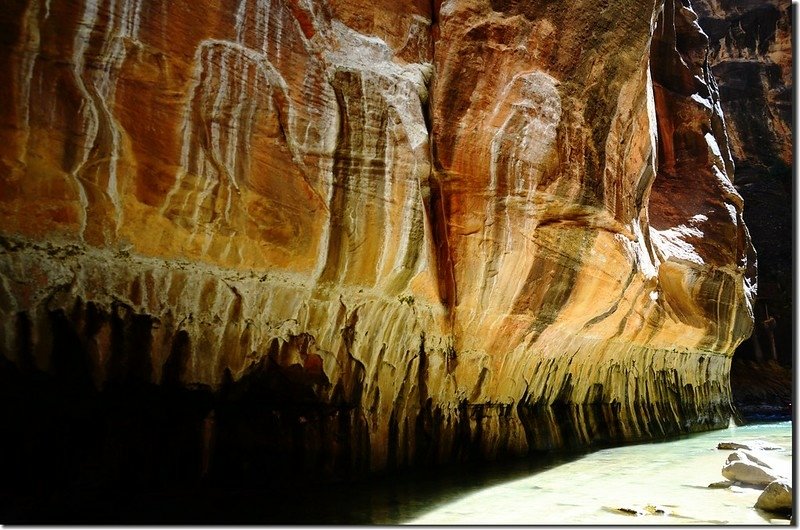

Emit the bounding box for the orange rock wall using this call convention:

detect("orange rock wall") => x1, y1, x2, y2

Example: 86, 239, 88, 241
0, 0, 755, 475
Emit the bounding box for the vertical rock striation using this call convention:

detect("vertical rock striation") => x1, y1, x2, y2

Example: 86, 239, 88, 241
0, 0, 755, 483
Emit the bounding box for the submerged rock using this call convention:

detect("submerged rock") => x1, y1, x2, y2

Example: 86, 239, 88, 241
708, 480, 734, 489
644, 505, 668, 516
611, 505, 668, 517
718, 441, 783, 451
756, 479, 793, 514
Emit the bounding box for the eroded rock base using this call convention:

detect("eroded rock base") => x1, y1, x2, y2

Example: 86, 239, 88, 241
1, 237, 736, 497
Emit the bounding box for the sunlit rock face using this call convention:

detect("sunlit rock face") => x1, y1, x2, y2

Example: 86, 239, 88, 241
0, 0, 754, 480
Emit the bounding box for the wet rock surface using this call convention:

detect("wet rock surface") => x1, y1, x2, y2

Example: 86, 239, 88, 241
610, 504, 669, 517
707, 479, 735, 489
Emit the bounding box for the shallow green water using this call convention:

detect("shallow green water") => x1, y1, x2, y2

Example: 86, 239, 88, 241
407, 421, 792, 525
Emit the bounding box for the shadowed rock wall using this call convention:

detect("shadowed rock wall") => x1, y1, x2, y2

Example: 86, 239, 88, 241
692, 0, 792, 419
0, 0, 755, 485
693, 0, 792, 364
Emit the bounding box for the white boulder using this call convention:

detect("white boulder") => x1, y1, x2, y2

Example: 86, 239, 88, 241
721, 450, 784, 487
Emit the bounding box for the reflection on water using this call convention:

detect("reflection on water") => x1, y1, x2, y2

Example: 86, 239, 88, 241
407, 421, 792, 525
4, 421, 790, 524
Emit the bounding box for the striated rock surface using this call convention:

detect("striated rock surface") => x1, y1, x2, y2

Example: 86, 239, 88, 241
0, 0, 754, 483
692, 0, 792, 417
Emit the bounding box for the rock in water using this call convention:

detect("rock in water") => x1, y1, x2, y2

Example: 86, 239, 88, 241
644, 505, 668, 516
726, 450, 773, 469
722, 451, 784, 486
0, 0, 757, 479
718, 441, 782, 451
708, 480, 734, 489
722, 463, 780, 487
756, 480, 793, 514
609, 505, 668, 517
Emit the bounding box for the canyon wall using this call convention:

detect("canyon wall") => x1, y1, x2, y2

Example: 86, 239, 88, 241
0, 0, 755, 483
692, 0, 792, 418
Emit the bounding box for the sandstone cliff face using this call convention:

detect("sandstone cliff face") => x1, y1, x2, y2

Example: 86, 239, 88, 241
693, 0, 791, 368
0, 0, 754, 480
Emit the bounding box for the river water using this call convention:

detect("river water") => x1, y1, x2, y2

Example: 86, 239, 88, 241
406, 421, 792, 525
8, 421, 789, 524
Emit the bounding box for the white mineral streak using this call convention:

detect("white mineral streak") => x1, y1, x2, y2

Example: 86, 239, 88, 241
377, 63, 432, 286
17, 0, 42, 156
234, 0, 322, 158
481, 71, 561, 311
161, 38, 298, 238
234, 0, 249, 43
385, 64, 432, 152
305, 19, 431, 288
375, 124, 397, 280
172, 1, 430, 287
70, 0, 101, 238
439, 0, 457, 18
327, 20, 394, 69
90, 0, 143, 230
36, 0, 145, 238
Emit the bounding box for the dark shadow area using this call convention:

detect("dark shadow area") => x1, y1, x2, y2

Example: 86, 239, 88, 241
1, 307, 600, 524
692, 0, 793, 426
0, 344, 597, 524
3, 292, 745, 523
729, 357, 792, 423
2, 310, 721, 525
729, 166, 793, 423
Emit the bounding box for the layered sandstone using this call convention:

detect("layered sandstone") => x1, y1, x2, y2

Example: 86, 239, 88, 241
0, 0, 754, 479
